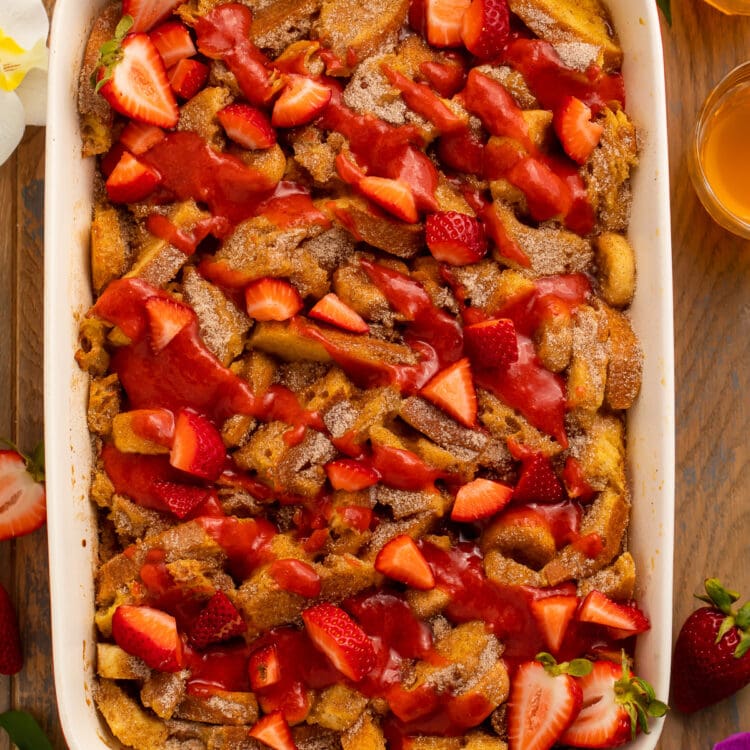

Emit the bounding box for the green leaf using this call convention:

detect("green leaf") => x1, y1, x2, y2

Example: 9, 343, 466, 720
567, 658, 593, 677
0, 711, 54, 750
656, 0, 672, 25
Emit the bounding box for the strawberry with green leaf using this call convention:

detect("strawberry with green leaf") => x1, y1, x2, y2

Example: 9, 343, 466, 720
0, 440, 45, 542
671, 578, 750, 713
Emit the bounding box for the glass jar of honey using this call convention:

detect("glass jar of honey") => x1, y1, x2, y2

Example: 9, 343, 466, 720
702, 0, 750, 15
689, 61, 750, 239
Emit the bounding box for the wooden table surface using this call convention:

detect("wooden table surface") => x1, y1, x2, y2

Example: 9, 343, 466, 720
1, 1, 749, 748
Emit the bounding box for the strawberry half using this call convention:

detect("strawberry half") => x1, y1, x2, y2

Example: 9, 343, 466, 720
513, 454, 565, 504
105, 151, 162, 203
249, 710, 296, 750
325, 459, 379, 491
375, 534, 436, 590
189, 591, 246, 649
554, 96, 604, 165
507, 157, 573, 222
271, 74, 332, 128
123, 0, 183, 32
302, 603, 376, 681
149, 21, 196, 68
249, 644, 282, 691
96, 23, 178, 128
463, 318, 518, 370
169, 409, 226, 481
358, 176, 419, 224
119, 121, 165, 155
144, 296, 195, 352
0, 583, 22, 675
421, 357, 477, 428
561, 654, 667, 748
168, 58, 209, 99
112, 604, 184, 671
578, 590, 651, 638
531, 594, 579, 654
451, 478, 512, 522
245, 278, 303, 321
508, 654, 588, 750
269, 559, 322, 598
425, 211, 487, 265
0, 447, 46, 542
425, 0, 472, 47
217, 103, 276, 150
309, 293, 369, 333
461, 0, 510, 60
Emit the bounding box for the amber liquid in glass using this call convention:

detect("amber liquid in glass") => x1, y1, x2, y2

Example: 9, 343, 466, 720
702, 0, 750, 15
699, 84, 750, 222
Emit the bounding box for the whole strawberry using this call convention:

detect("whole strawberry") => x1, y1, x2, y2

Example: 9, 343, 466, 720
0, 582, 23, 675
671, 578, 750, 713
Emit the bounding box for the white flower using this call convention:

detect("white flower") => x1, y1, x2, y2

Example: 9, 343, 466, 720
0, 0, 49, 166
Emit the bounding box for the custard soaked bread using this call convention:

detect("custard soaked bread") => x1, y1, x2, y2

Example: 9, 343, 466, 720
77, 0, 665, 747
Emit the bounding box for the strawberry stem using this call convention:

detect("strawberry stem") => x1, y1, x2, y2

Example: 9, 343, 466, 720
0, 438, 45, 483
613, 651, 668, 740
535, 651, 592, 677
93, 15, 134, 92
696, 578, 750, 658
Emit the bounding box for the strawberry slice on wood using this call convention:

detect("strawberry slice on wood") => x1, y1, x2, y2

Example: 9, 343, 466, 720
451, 478, 512, 522
531, 594, 579, 654
245, 278, 303, 321
461, 0, 510, 60
96, 21, 178, 128
123, 0, 183, 32
112, 604, 184, 671
463, 318, 518, 370
0, 583, 23, 675
426, 0, 472, 47
105, 151, 162, 203
249, 645, 282, 691
249, 710, 296, 750
302, 603, 376, 681
358, 176, 419, 224
169, 409, 226, 481
217, 103, 276, 150
272, 74, 332, 128
309, 293, 369, 333
269, 559, 322, 598
168, 57, 209, 99
578, 590, 651, 638
554, 96, 604, 165
513, 454, 565, 504
508, 654, 589, 750
421, 357, 477, 428
375, 534, 436, 590
149, 20, 196, 68
425, 211, 487, 265
561, 654, 667, 748
0, 445, 45, 542
145, 296, 195, 352
325, 459, 379, 491
189, 591, 246, 649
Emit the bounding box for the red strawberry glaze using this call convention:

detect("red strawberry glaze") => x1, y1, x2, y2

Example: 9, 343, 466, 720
197, 516, 277, 580
145, 213, 232, 255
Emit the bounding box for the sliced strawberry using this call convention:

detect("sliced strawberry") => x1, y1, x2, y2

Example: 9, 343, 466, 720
0, 449, 46, 542
554, 96, 604, 165
451, 477, 512, 522
461, 0, 510, 60
333, 506, 374, 532
578, 591, 651, 638
358, 176, 419, 224
375, 535, 436, 590
217, 103, 276, 150
249, 645, 282, 691
425, 0, 472, 47
272, 74, 332, 128
463, 318, 518, 370
302, 603, 376, 681
425, 211, 487, 265
561, 656, 667, 748
531, 594, 579, 653
119, 121, 165, 155
269, 559, 322, 598
97, 31, 178, 128
508, 657, 584, 750
189, 591, 246, 649
513, 454, 565, 504
325, 459, 379, 491
169, 409, 226, 481
123, 0, 183, 32
507, 157, 573, 222
112, 604, 184, 671
105, 151, 162, 203
168, 58, 209, 99
249, 710, 296, 750
245, 278, 303, 321
144, 296, 195, 352
152, 481, 215, 519
149, 20, 196, 68
0, 583, 22, 675
421, 357, 477, 428
334, 150, 368, 186
309, 293, 369, 334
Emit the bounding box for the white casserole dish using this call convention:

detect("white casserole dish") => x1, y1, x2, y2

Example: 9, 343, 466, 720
43, 1, 675, 747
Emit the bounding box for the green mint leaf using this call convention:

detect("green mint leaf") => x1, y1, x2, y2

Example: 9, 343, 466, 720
656, 0, 672, 25
0, 711, 54, 750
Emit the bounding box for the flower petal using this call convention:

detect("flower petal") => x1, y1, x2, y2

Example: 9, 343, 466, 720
15, 67, 46, 125
0, 89, 25, 165
0, 0, 49, 51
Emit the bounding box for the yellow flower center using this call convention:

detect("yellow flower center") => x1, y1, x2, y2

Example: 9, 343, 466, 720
0, 28, 47, 92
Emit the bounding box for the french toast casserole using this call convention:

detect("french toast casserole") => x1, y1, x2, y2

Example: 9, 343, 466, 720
74, 0, 661, 747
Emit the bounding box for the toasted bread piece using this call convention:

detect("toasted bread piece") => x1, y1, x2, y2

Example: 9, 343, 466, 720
464, 732, 508, 750
406, 586, 451, 619
97, 643, 150, 681
508, 0, 623, 69
112, 411, 170, 455
307, 684, 368, 731
109, 494, 171, 544
178, 86, 232, 150
91, 205, 131, 293
594, 233, 636, 308
572, 411, 626, 493
535, 303, 573, 373
250, 0, 323, 54
601, 303, 642, 411
341, 711, 387, 750
142, 671, 188, 720
292, 126, 342, 186
87, 373, 121, 437
333, 263, 395, 324
250, 321, 332, 362
577, 551, 636, 600
481, 512, 557, 569
566, 305, 609, 415
77, 318, 111, 376
483, 550, 547, 588
96, 679, 169, 750
176, 690, 259, 725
